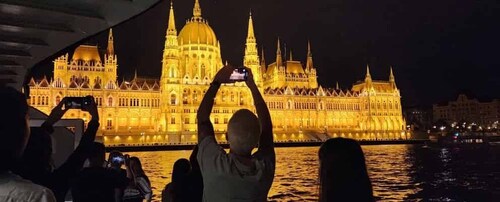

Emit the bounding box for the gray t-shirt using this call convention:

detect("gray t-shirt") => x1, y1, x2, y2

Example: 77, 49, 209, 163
197, 136, 275, 202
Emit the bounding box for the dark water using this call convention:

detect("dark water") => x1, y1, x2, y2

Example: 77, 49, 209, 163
127, 144, 500, 201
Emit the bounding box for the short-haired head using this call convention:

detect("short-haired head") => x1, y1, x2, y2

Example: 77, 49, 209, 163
89, 142, 106, 166
0, 86, 29, 172
227, 109, 261, 155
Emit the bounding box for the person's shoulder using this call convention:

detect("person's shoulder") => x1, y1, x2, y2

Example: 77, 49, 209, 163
8, 178, 56, 201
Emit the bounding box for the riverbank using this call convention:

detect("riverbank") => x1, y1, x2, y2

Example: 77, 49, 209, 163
106, 139, 427, 152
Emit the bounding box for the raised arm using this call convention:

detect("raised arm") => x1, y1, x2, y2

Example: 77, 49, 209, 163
245, 68, 274, 152
197, 65, 235, 143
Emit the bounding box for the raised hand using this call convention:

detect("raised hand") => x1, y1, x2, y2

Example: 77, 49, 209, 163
244, 67, 257, 88
46, 97, 69, 125
83, 96, 99, 121
213, 65, 237, 84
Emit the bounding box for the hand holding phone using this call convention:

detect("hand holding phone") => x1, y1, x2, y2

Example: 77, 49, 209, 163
229, 68, 248, 82
64, 96, 93, 110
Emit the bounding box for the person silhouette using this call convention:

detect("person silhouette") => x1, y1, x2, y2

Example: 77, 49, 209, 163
0, 86, 56, 201
162, 158, 191, 202
196, 66, 275, 201
318, 138, 374, 202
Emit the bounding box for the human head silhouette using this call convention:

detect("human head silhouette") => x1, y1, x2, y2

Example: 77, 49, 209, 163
227, 109, 261, 155
318, 138, 374, 202
0, 86, 30, 172
88, 142, 106, 167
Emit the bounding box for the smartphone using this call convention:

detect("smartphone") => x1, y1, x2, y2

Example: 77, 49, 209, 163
64, 97, 92, 109
112, 156, 125, 164
229, 68, 248, 81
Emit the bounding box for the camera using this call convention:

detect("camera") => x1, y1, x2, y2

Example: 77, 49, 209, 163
64, 96, 93, 109
229, 68, 248, 81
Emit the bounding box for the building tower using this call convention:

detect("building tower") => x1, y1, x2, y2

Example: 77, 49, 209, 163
306, 41, 318, 88
161, 1, 180, 84
243, 11, 261, 86
276, 38, 282, 68
104, 29, 117, 87
160, 1, 181, 132
389, 66, 396, 89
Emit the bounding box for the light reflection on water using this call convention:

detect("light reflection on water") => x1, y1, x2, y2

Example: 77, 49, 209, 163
125, 145, 500, 201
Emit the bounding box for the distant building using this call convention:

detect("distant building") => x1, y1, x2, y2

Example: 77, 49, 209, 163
433, 94, 499, 128
404, 106, 432, 131
28, 0, 407, 145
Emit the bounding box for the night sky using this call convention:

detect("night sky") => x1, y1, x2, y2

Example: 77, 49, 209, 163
33, 0, 500, 107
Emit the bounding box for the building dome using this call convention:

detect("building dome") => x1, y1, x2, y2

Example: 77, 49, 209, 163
72, 45, 101, 62
178, 19, 217, 46
286, 61, 305, 74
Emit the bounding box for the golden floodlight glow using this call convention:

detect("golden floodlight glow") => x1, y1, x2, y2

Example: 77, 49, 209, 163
28, 1, 407, 146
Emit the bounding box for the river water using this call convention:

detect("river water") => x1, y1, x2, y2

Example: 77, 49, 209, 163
127, 144, 500, 201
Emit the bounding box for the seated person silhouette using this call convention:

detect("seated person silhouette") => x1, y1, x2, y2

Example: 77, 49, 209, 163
318, 138, 374, 202
162, 145, 203, 202
196, 66, 275, 201
71, 142, 129, 202
0, 86, 56, 201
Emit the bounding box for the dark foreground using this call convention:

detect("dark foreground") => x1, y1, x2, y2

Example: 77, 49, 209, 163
120, 144, 500, 201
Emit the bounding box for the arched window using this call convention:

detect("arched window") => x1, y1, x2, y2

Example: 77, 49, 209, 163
170, 94, 176, 105
108, 97, 113, 107
183, 90, 189, 104
193, 91, 198, 102
230, 92, 235, 102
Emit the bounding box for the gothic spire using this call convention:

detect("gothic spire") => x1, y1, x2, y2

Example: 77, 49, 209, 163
365, 64, 372, 83
167, 0, 177, 36
389, 66, 395, 82
247, 10, 255, 40
306, 40, 314, 71
276, 37, 282, 66
107, 28, 114, 55
289, 49, 293, 61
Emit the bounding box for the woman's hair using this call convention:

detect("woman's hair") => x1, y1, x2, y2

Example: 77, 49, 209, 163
170, 158, 191, 200
129, 157, 150, 184
318, 138, 374, 202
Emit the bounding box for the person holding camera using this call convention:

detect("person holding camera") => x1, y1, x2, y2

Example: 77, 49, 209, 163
71, 142, 129, 202
196, 66, 276, 201
15, 95, 100, 201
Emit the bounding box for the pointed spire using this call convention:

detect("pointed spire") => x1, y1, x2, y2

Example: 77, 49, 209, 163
276, 37, 282, 66
306, 40, 314, 71
307, 40, 312, 56
389, 66, 395, 82
365, 64, 372, 83
107, 28, 114, 55
167, 0, 177, 36
192, 0, 202, 20
247, 10, 255, 40
336, 82, 339, 90
289, 49, 293, 61
366, 64, 371, 78
134, 69, 138, 81
225, 60, 228, 66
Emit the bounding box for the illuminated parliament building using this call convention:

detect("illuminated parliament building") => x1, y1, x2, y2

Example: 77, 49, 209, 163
29, 0, 407, 145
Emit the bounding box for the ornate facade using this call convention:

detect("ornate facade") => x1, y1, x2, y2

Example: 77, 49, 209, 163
29, 0, 407, 146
